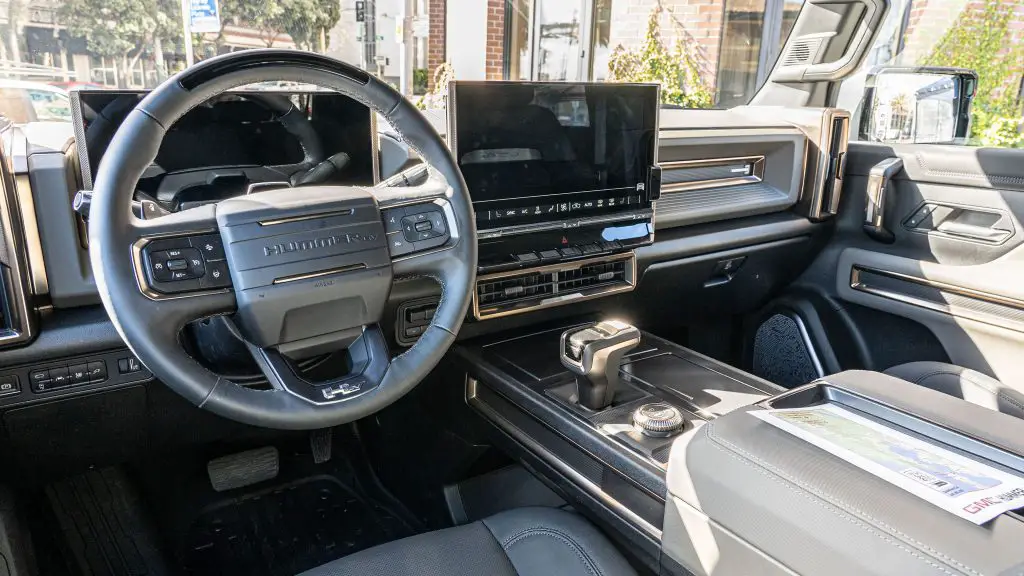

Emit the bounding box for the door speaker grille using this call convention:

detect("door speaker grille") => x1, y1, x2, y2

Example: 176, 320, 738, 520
752, 314, 821, 388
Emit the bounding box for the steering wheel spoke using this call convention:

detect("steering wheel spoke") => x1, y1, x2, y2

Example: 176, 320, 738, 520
244, 326, 390, 404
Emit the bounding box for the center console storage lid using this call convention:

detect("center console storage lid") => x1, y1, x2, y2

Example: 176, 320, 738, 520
663, 370, 1024, 576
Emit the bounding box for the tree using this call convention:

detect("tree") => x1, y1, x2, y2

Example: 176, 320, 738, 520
220, 0, 342, 51
606, 6, 712, 109
59, 0, 180, 87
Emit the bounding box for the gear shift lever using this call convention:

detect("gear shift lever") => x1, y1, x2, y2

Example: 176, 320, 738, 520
560, 320, 641, 410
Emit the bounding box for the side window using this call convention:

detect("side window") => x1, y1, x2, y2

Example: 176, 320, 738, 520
837, 0, 1024, 149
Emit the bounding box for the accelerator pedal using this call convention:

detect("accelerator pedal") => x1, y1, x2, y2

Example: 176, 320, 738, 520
310, 428, 333, 464
206, 446, 279, 492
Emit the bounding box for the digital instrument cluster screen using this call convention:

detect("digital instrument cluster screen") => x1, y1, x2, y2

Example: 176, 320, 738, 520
450, 81, 658, 229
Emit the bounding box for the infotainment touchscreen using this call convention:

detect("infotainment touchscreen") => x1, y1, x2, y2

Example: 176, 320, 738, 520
449, 81, 658, 230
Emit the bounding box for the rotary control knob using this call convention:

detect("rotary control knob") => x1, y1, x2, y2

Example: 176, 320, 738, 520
632, 403, 684, 437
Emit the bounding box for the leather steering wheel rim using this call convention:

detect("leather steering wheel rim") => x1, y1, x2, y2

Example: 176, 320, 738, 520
89, 50, 477, 430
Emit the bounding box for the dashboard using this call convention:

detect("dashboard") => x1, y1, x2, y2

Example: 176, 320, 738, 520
0, 81, 849, 422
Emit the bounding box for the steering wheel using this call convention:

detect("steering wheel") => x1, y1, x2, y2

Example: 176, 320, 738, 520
89, 50, 477, 430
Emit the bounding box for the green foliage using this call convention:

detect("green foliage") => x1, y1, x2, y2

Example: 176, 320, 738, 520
606, 6, 713, 109
971, 109, 1024, 148
59, 0, 178, 59
220, 0, 341, 50
413, 68, 428, 95
922, 0, 1024, 147
415, 62, 455, 110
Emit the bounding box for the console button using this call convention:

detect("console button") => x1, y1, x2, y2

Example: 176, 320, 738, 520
49, 367, 72, 387
539, 249, 561, 261
190, 234, 225, 261
29, 369, 50, 386
404, 325, 424, 338
599, 240, 621, 252
69, 363, 90, 385
387, 233, 413, 257
580, 243, 601, 255
200, 260, 232, 289
87, 361, 108, 384
0, 375, 19, 396
559, 247, 582, 258
414, 220, 432, 232
183, 248, 206, 278
382, 208, 405, 233
515, 252, 539, 264
712, 256, 746, 276
476, 210, 490, 222
166, 259, 188, 271
118, 357, 143, 374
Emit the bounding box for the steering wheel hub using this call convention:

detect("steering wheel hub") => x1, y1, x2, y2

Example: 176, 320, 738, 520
217, 186, 391, 358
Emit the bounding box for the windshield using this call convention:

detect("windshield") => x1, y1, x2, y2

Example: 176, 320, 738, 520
0, 0, 804, 125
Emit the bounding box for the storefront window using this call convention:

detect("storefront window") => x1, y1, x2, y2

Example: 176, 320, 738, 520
534, 0, 584, 81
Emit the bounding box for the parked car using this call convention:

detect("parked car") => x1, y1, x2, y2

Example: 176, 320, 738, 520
0, 79, 72, 124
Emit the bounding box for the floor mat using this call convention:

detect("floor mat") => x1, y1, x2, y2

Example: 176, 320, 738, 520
181, 475, 405, 576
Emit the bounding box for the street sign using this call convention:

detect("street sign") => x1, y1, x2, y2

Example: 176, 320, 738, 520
189, 0, 221, 34
355, 1, 366, 22
412, 15, 430, 38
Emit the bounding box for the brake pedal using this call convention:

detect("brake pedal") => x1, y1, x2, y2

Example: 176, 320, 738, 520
310, 428, 333, 464
207, 446, 279, 492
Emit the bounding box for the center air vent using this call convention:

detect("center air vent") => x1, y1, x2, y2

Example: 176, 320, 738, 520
474, 254, 636, 320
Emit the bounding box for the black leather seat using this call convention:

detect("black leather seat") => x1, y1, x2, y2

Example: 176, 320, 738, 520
885, 361, 1024, 419
298, 507, 636, 576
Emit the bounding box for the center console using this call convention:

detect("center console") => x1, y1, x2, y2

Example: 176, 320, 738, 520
452, 320, 784, 568
448, 81, 660, 320
456, 322, 1024, 576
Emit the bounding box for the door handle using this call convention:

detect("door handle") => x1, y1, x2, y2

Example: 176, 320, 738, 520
935, 221, 1012, 243
863, 157, 904, 243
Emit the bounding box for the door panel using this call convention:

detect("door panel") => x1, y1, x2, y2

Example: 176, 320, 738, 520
788, 141, 1024, 389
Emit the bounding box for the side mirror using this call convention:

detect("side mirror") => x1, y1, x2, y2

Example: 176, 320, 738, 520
859, 66, 978, 145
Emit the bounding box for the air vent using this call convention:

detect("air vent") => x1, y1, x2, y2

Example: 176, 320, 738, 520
781, 39, 818, 66
477, 271, 557, 307
557, 261, 627, 292
474, 254, 637, 320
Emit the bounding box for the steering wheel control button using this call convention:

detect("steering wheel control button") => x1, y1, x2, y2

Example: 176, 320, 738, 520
382, 208, 405, 233
633, 403, 685, 437
200, 260, 232, 289
191, 234, 226, 261
0, 375, 19, 397
387, 232, 414, 256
